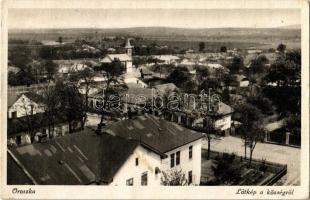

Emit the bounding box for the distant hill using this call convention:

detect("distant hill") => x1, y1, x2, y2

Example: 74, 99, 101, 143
8, 26, 301, 49
9, 26, 301, 39
277, 24, 301, 29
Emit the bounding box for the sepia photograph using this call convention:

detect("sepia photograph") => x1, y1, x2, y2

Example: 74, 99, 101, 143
1, 0, 309, 199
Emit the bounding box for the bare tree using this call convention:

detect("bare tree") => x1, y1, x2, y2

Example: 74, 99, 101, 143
247, 124, 264, 166
161, 169, 188, 186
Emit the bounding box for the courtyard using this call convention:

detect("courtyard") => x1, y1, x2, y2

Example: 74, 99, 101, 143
202, 136, 300, 185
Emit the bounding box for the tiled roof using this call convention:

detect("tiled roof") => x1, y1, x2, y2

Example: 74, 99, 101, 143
7, 113, 67, 136
100, 54, 132, 63
103, 114, 204, 154
8, 128, 139, 185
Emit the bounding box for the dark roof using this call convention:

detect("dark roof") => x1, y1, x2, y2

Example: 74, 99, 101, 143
8, 128, 139, 185
24, 92, 46, 104
7, 92, 46, 108
7, 113, 67, 136
116, 87, 154, 105
7, 152, 33, 185
103, 114, 204, 154
7, 93, 21, 108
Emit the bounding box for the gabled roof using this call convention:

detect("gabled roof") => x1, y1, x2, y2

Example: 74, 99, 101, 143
154, 83, 177, 94
7, 113, 68, 136
232, 74, 248, 82
216, 102, 234, 116
8, 128, 139, 185
100, 54, 132, 63
103, 114, 204, 154
7, 92, 45, 109
153, 55, 180, 61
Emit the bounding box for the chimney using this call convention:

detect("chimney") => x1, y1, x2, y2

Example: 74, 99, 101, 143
96, 122, 106, 135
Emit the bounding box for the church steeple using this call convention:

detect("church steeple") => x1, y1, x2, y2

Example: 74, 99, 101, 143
124, 38, 133, 56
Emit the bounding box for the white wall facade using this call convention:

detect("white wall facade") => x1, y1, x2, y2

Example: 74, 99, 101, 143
240, 80, 250, 87
160, 139, 202, 185
8, 94, 45, 119
214, 114, 231, 131
126, 60, 133, 73
111, 146, 162, 186
110, 138, 202, 186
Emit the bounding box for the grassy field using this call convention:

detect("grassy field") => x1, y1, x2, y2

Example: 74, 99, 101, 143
9, 27, 301, 51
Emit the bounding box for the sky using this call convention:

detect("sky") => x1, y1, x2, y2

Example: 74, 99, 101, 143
8, 8, 300, 29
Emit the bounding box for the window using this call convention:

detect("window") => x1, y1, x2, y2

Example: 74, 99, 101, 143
141, 172, 148, 186
126, 178, 133, 186
11, 111, 17, 119
170, 153, 175, 168
189, 146, 193, 159
135, 158, 139, 166
176, 151, 180, 165
188, 171, 192, 185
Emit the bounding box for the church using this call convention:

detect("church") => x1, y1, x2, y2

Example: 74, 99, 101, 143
99, 38, 133, 73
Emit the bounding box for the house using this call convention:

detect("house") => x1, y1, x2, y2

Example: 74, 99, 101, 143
164, 101, 234, 136
102, 114, 204, 185
152, 55, 180, 65
180, 58, 196, 66
58, 63, 91, 74
8, 116, 204, 185
8, 92, 46, 119
247, 49, 262, 54
153, 83, 177, 94
8, 66, 21, 74
70, 63, 90, 72
206, 63, 224, 69
7, 113, 80, 146
99, 39, 133, 73
230, 74, 250, 88
107, 47, 116, 53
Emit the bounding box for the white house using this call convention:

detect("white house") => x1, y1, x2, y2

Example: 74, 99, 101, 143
100, 39, 133, 73
153, 55, 180, 65
230, 74, 250, 88
103, 114, 204, 185
206, 63, 224, 69
8, 115, 204, 185
7, 92, 46, 119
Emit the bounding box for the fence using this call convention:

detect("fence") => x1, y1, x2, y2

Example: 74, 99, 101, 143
8, 83, 55, 94
202, 150, 287, 186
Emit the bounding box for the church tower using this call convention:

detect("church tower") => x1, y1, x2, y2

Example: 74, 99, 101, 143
124, 38, 133, 57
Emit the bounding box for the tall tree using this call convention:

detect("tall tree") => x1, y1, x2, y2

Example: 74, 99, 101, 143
277, 43, 286, 53
203, 116, 218, 160
42, 85, 61, 138
44, 60, 58, 81
70, 67, 96, 127
234, 103, 262, 161
199, 42, 205, 52
220, 46, 227, 53
8, 46, 32, 68
55, 81, 85, 133
167, 67, 191, 87
229, 56, 244, 74
97, 59, 124, 131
